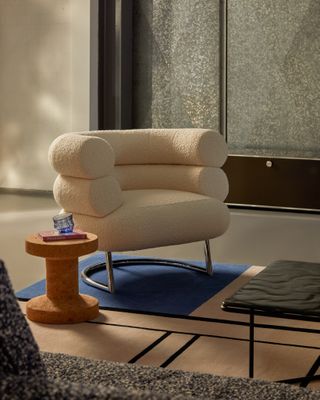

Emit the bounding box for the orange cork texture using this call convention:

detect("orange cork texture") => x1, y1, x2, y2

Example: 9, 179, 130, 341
25, 233, 99, 324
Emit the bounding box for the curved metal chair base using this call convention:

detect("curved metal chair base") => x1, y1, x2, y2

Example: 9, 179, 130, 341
81, 240, 213, 294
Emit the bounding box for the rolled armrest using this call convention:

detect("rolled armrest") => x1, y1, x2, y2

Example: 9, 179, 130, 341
48, 133, 115, 179
53, 175, 123, 217
85, 129, 228, 167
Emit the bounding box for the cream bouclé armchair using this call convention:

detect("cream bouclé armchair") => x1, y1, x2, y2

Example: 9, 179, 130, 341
48, 129, 230, 293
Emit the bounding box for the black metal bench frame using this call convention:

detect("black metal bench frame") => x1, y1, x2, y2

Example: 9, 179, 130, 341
221, 304, 320, 386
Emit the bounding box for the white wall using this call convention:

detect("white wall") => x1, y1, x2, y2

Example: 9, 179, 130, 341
0, 0, 91, 190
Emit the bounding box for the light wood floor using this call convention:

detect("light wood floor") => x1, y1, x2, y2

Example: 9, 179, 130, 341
19, 266, 320, 391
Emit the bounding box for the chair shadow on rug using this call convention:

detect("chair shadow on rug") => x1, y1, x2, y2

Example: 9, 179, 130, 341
49, 128, 230, 293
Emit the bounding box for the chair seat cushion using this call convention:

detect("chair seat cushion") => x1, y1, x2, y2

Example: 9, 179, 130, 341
74, 189, 230, 251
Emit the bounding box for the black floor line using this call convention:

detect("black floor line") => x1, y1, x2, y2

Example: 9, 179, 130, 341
94, 307, 250, 326
21, 310, 320, 386
93, 307, 320, 332
277, 371, 320, 386
301, 356, 320, 388
20, 300, 320, 334
160, 335, 200, 368
88, 319, 168, 333
84, 310, 320, 335
86, 320, 320, 351
277, 373, 320, 386
128, 332, 171, 364
254, 322, 320, 335
18, 301, 250, 327
21, 310, 320, 351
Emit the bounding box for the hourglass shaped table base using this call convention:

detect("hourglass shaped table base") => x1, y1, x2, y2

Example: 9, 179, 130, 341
26, 293, 99, 324
25, 233, 99, 324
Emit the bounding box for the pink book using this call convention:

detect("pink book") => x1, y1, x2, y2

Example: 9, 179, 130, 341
38, 229, 87, 242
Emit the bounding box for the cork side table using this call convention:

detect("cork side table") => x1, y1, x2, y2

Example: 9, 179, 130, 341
25, 233, 99, 324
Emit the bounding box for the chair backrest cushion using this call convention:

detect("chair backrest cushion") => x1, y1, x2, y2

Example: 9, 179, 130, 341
84, 129, 228, 199
85, 129, 227, 167
114, 165, 229, 201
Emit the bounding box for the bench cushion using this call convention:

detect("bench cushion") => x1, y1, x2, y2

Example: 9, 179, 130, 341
223, 260, 320, 318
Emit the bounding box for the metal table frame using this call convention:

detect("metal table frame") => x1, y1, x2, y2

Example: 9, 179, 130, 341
221, 304, 320, 387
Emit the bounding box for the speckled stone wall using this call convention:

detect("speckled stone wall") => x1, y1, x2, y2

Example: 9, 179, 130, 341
227, 0, 320, 157
133, 0, 220, 130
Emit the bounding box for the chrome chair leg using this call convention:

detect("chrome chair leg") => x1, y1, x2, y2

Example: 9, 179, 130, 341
204, 240, 214, 275
105, 252, 115, 293
81, 240, 214, 293
81, 252, 115, 293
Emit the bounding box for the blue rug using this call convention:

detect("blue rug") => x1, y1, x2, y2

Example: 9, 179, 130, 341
17, 253, 249, 316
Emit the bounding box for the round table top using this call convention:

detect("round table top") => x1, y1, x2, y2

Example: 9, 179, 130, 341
25, 232, 98, 259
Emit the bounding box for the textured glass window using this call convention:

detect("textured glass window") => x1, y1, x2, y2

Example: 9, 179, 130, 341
132, 0, 320, 158
131, 0, 320, 210
227, 0, 320, 158
132, 0, 220, 130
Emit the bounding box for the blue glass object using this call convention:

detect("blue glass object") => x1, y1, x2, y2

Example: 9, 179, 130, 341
53, 213, 74, 233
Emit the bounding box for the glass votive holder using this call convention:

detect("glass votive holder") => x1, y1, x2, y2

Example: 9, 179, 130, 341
53, 212, 74, 234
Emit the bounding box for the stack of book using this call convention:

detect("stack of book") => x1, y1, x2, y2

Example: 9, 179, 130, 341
38, 230, 87, 242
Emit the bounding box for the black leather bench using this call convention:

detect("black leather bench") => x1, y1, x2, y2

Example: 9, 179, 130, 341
222, 260, 320, 387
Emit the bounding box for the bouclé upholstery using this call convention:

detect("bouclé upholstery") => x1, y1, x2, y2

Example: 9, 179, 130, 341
49, 129, 230, 253
114, 165, 229, 200
54, 175, 123, 218
84, 129, 228, 167
74, 189, 230, 251
49, 133, 115, 179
